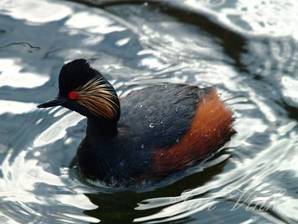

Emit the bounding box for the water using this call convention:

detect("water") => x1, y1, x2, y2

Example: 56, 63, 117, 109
0, 0, 298, 223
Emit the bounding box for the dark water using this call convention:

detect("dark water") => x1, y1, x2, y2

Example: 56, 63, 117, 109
0, 0, 298, 223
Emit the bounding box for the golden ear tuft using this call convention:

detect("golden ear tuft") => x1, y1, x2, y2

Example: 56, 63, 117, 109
74, 77, 119, 119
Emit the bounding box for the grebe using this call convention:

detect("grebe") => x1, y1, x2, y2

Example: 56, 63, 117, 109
38, 59, 234, 186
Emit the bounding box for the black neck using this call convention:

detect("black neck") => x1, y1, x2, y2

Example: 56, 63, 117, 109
86, 116, 118, 140
78, 116, 119, 183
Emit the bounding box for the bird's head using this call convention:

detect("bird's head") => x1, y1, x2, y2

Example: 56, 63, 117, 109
38, 59, 120, 121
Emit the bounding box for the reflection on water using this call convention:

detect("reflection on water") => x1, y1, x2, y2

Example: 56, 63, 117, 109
0, 0, 298, 223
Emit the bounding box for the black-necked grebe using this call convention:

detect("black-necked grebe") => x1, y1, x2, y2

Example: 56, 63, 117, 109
38, 59, 234, 186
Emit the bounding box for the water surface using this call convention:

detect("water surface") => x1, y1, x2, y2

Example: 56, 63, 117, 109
0, 0, 297, 223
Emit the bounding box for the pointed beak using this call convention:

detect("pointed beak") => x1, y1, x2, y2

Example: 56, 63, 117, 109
37, 98, 67, 108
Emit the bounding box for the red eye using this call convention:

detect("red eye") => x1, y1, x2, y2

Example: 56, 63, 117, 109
68, 91, 78, 100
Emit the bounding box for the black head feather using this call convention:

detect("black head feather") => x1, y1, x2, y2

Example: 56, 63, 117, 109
39, 59, 120, 121
58, 59, 99, 97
